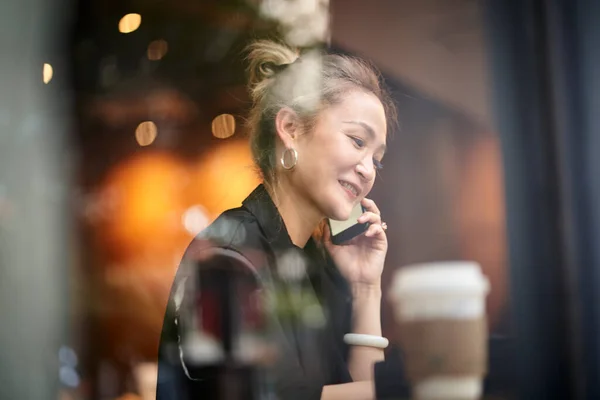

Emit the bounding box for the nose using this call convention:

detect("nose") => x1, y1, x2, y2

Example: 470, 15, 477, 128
355, 156, 376, 182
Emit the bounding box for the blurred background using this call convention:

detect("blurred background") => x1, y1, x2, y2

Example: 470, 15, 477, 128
3, 0, 600, 399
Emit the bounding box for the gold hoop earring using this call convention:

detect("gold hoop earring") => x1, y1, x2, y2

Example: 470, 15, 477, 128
280, 147, 298, 170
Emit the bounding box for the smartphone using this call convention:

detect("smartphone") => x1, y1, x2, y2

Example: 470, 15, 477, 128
328, 203, 369, 245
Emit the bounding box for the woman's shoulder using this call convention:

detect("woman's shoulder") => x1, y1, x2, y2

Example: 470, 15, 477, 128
180, 206, 267, 269
201, 206, 262, 247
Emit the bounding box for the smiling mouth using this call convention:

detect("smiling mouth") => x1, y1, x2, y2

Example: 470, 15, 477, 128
339, 180, 359, 197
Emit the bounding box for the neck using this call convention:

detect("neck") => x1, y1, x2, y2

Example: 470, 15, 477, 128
268, 179, 324, 248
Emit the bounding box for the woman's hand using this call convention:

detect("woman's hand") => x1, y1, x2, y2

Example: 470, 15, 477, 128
324, 198, 388, 288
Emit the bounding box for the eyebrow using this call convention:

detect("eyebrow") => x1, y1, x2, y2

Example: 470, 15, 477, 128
342, 120, 387, 153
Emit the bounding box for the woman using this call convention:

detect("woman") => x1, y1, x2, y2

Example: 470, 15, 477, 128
157, 40, 406, 400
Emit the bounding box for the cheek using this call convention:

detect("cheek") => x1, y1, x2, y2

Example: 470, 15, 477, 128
364, 180, 375, 196
299, 135, 337, 170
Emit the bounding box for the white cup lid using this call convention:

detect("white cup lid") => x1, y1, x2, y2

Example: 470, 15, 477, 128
390, 261, 490, 297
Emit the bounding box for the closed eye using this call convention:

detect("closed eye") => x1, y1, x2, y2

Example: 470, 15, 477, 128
350, 136, 365, 148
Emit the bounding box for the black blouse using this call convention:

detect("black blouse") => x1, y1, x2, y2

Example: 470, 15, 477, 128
156, 184, 408, 399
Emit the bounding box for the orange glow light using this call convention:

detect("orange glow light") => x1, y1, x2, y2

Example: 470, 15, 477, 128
97, 152, 189, 260
187, 139, 258, 217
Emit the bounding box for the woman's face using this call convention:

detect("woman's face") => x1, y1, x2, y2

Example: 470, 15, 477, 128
292, 89, 387, 221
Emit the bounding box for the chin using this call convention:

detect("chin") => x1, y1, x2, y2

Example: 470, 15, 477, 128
324, 199, 354, 221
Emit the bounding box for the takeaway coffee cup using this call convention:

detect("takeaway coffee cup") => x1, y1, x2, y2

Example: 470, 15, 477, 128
389, 262, 490, 400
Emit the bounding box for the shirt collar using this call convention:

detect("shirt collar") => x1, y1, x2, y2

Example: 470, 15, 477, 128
242, 184, 298, 250
243, 185, 341, 283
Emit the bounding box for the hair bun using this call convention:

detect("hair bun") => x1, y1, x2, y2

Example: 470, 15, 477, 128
246, 40, 299, 101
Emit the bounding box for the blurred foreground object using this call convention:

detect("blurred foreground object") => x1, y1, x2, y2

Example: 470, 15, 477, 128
0, 0, 74, 398
390, 262, 490, 400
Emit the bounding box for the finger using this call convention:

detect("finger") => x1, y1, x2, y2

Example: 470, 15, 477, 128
361, 198, 381, 216
357, 211, 381, 225
364, 223, 385, 238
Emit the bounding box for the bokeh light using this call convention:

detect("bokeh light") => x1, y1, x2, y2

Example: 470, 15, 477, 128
182, 205, 210, 235
119, 13, 142, 34
259, 0, 330, 46
135, 121, 158, 146
59, 366, 80, 388
211, 114, 236, 139
43, 63, 53, 84
147, 39, 169, 61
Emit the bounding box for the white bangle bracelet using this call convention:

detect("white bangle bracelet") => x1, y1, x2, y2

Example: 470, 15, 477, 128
343, 333, 389, 349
